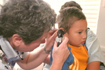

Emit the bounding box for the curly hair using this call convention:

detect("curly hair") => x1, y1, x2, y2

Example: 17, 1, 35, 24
0, 0, 56, 44
57, 7, 86, 32
60, 1, 82, 11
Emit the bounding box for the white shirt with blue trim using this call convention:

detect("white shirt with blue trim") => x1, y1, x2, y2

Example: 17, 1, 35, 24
0, 36, 28, 70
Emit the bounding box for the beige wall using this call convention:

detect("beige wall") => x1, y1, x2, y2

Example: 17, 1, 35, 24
97, 0, 105, 47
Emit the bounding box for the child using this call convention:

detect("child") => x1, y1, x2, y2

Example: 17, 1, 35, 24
50, 7, 88, 70
60, 1, 105, 70
43, 1, 105, 70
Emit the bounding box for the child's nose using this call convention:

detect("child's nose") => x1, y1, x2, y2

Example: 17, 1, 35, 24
82, 32, 87, 39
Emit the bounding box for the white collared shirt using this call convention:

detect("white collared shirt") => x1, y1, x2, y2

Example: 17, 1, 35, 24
0, 36, 28, 70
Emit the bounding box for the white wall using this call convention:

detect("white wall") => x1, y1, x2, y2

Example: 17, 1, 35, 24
96, 0, 105, 47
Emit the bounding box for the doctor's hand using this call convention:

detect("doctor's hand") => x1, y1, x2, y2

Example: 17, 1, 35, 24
51, 37, 70, 70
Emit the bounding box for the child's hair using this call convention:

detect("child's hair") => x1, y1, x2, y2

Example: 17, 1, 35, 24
57, 7, 86, 32
0, 0, 56, 44
60, 1, 82, 11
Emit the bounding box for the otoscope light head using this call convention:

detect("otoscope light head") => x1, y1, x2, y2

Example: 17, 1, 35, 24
57, 30, 65, 38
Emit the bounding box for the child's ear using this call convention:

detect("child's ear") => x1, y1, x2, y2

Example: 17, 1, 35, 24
12, 34, 23, 47
59, 28, 69, 38
59, 28, 65, 32
59, 29, 68, 38
64, 32, 69, 38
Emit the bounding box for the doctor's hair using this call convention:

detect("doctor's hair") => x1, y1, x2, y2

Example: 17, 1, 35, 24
0, 0, 56, 44
57, 7, 86, 32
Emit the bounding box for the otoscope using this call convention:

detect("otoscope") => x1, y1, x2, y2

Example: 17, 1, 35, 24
57, 30, 65, 47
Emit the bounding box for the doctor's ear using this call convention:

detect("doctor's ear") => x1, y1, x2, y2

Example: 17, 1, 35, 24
12, 34, 23, 47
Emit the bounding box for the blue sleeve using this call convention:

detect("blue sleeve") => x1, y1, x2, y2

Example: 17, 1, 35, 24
50, 46, 74, 70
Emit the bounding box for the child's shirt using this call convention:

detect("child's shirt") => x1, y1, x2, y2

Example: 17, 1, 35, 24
50, 43, 88, 70
67, 43, 88, 70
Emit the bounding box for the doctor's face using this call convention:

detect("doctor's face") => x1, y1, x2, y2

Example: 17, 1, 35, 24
17, 32, 48, 52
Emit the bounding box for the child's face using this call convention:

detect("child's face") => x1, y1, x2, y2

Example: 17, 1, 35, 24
66, 19, 87, 47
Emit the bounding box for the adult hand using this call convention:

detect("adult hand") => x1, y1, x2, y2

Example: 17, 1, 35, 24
44, 29, 57, 50
50, 37, 70, 70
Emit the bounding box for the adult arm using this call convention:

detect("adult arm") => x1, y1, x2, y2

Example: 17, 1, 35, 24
17, 29, 58, 69
87, 61, 100, 70
44, 54, 51, 65
49, 37, 70, 70
86, 28, 105, 70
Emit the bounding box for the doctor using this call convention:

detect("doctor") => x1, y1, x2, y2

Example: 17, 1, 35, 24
0, 0, 70, 70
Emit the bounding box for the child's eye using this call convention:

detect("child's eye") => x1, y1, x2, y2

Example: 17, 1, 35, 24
78, 32, 82, 34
